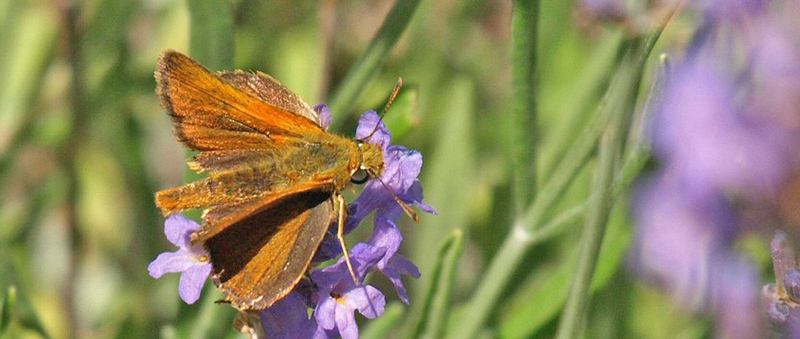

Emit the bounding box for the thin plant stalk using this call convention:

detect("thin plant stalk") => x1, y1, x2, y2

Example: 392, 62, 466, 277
510, 0, 540, 215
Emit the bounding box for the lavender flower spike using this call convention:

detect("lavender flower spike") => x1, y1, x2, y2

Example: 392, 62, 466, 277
148, 214, 212, 304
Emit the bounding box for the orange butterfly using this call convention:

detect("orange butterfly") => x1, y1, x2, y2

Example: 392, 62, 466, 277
153, 50, 404, 310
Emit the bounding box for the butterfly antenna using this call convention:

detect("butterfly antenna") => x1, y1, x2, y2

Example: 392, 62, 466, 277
362, 77, 403, 142
376, 177, 419, 225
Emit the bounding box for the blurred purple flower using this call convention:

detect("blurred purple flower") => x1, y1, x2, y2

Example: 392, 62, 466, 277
632, 176, 730, 308
148, 214, 211, 304
652, 58, 792, 200
580, 0, 628, 20
632, 1, 800, 337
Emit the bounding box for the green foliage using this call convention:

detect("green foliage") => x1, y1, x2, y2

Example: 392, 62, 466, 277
0, 0, 734, 338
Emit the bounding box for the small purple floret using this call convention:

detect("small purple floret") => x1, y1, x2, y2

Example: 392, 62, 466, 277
148, 214, 212, 304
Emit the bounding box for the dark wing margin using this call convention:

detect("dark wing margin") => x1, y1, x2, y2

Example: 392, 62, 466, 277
204, 189, 334, 310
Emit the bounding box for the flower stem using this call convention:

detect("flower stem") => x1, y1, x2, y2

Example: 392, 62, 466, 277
56, 1, 87, 337
554, 32, 664, 339
554, 53, 635, 339
327, 0, 422, 130
510, 0, 539, 215
444, 29, 664, 339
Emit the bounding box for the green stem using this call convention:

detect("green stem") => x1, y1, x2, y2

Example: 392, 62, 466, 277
186, 0, 234, 70
327, 0, 422, 129
420, 230, 464, 339
444, 30, 664, 339
553, 60, 632, 339
510, 0, 539, 215
555, 32, 665, 338
56, 1, 87, 338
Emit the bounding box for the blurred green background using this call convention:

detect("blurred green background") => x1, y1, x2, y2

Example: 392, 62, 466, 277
0, 0, 719, 338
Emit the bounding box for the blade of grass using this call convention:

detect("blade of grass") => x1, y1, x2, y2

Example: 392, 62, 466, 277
403, 229, 464, 339
186, 0, 233, 71
410, 78, 475, 298
553, 37, 645, 339
327, 0, 422, 129
510, 0, 539, 215
187, 285, 236, 339
55, 1, 89, 337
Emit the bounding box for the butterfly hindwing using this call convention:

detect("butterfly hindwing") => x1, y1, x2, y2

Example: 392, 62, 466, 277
204, 189, 335, 310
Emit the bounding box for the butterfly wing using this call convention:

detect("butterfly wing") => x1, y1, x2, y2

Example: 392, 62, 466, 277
155, 50, 324, 151
218, 71, 319, 125
204, 188, 335, 310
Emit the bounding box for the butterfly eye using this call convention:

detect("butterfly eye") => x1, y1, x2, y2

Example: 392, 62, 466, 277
350, 169, 369, 184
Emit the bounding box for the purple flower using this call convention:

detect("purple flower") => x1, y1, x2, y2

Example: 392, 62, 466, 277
251, 109, 432, 338
631, 176, 730, 308
259, 292, 318, 339
367, 217, 420, 303
312, 244, 387, 339
652, 58, 792, 200
631, 1, 800, 336
148, 214, 212, 304
348, 111, 436, 229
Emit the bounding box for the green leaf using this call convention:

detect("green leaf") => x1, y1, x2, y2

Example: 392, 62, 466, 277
0, 286, 15, 336
403, 229, 464, 339
411, 78, 475, 293
361, 302, 405, 339
328, 0, 423, 129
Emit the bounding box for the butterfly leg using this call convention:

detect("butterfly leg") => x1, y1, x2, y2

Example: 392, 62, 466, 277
335, 193, 359, 284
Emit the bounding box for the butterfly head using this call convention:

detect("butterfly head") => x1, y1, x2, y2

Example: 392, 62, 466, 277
351, 141, 384, 185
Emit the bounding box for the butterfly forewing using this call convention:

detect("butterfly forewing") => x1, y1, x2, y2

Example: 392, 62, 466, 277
218, 71, 320, 125
155, 50, 324, 151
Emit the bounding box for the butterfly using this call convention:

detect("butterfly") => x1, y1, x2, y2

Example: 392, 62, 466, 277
153, 50, 401, 311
